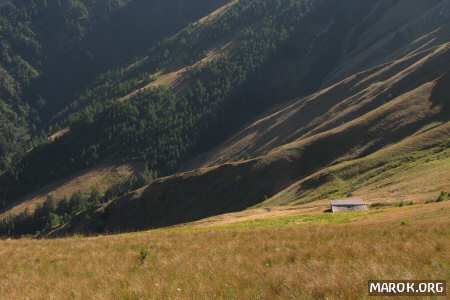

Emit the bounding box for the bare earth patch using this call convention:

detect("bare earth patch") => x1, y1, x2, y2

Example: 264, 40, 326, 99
48, 127, 70, 142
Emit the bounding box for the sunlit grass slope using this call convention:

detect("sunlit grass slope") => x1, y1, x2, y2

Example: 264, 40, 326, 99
0, 201, 448, 299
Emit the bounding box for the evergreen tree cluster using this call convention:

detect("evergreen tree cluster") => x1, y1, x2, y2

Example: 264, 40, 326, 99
0, 167, 156, 236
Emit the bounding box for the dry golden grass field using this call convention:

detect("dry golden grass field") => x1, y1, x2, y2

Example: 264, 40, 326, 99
0, 200, 448, 299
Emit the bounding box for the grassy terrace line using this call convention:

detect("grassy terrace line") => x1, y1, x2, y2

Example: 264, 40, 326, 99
0, 202, 448, 299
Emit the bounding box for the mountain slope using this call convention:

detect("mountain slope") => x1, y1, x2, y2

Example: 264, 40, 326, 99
185, 42, 450, 169
58, 40, 450, 233
1, 0, 449, 236
7, 0, 449, 203
323, 0, 450, 85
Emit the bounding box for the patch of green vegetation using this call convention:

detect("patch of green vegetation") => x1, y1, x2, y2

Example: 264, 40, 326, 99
227, 212, 368, 230
73, 233, 85, 239
370, 202, 391, 208
140, 211, 370, 235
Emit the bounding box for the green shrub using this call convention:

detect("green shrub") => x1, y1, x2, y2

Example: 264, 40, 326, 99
436, 191, 448, 202
139, 245, 150, 262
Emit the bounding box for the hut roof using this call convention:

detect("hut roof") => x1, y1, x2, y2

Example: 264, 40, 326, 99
330, 199, 366, 206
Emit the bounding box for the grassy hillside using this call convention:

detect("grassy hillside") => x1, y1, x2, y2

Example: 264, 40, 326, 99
185, 42, 450, 168
0, 201, 448, 299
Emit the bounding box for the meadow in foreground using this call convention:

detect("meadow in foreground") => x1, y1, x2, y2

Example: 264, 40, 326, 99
0, 202, 448, 299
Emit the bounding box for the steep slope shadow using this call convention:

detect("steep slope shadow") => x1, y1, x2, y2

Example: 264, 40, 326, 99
430, 71, 450, 115
323, 0, 450, 86
183, 43, 450, 170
